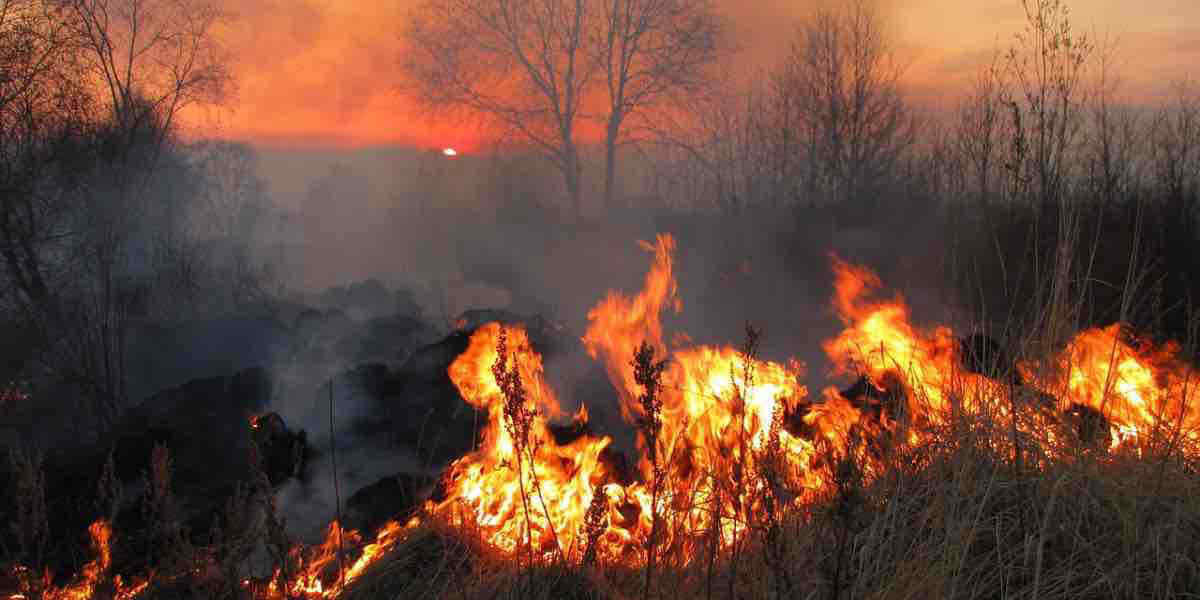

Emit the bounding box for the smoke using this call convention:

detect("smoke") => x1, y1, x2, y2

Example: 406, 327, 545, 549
247, 138, 958, 435
276, 438, 427, 544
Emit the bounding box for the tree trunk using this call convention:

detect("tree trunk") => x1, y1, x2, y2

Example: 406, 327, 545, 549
604, 120, 620, 213
565, 145, 583, 221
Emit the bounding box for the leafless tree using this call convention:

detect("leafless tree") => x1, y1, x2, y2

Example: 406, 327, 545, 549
0, 0, 87, 308
0, 0, 231, 430
955, 54, 1007, 212
1078, 37, 1144, 210
189, 141, 267, 242
403, 0, 594, 219
593, 0, 723, 211
1000, 0, 1092, 210
774, 0, 914, 217
186, 140, 276, 312
63, 0, 229, 151
1149, 82, 1200, 236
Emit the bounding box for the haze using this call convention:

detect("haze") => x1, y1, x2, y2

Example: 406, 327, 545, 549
206, 0, 1199, 149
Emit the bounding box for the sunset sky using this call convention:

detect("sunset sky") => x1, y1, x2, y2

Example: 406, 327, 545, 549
199, 0, 1200, 151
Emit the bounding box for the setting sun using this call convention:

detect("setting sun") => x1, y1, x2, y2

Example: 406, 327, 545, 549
442, 147, 458, 157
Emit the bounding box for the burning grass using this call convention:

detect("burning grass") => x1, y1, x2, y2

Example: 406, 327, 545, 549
5, 233, 1200, 599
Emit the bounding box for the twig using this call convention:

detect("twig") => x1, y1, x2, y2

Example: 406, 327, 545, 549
329, 377, 344, 589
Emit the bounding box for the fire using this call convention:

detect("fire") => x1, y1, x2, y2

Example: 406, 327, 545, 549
259, 520, 412, 599
15, 233, 1200, 596
431, 235, 818, 564
582, 234, 681, 425
1020, 324, 1200, 450
6, 520, 148, 600
307, 235, 1200, 572
431, 322, 617, 558
820, 255, 1002, 426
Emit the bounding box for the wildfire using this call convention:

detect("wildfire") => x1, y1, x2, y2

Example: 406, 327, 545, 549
431, 322, 617, 558
258, 519, 413, 599
431, 234, 818, 564
6, 520, 148, 600
14, 233, 1200, 597
1020, 324, 1200, 450
425, 235, 1200, 568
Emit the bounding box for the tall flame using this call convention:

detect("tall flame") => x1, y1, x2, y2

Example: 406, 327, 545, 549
582, 233, 680, 423
16, 235, 1200, 597
429, 322, 616, 558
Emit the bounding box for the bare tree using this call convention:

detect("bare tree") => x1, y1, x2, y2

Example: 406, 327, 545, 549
774, 0, 913, 218
0, 0, 231, 430
403, 0, 594, 219
0, 0, 86, 307
955, 54, 1007, 212
1149, 82, 1200, 238
185, 140, 275, 312
1000, 0, 1092, 210
63, 0, 229, 150
593, 0, 723, 211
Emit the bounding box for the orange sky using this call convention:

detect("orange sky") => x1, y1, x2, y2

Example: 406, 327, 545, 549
195, 0, 1200, 150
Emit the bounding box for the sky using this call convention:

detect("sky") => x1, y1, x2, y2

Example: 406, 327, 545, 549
194, 0, 1200, 151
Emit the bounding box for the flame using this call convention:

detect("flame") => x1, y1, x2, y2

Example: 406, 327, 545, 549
1020, 324, 1200, 450
256, 519, 413, 599
7, 520, 149, 600
582, 234, 681, 424
822, 255, 981, 413
430, 322, 616, 558
20, 235, 1200, 596
431, 234, 819, 564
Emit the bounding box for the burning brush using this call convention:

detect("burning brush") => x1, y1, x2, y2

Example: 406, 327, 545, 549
10, 233, 1200, 599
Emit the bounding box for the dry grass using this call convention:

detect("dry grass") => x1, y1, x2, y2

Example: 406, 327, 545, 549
338, 405, 1200, 600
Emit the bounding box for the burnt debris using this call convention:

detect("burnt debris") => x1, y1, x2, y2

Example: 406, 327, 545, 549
251, 411, 310, 485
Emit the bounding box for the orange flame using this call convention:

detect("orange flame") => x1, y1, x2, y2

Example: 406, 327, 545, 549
1021, 324, 1200, 449
20, 236, 1200, 596
582, 234, 680, 424
9, 520, 150, 600
257, 519, 412, 599
430, 322, 616, 558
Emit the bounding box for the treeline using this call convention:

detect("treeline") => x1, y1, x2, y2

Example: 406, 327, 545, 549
0, 0, 279, 430
651, 0, 1200, 348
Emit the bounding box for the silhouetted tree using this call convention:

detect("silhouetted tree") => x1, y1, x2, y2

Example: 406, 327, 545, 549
403, 0, 593, 219
774, 0, 914, 219
594, 0, 724, 212
0, 0, 231, 430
